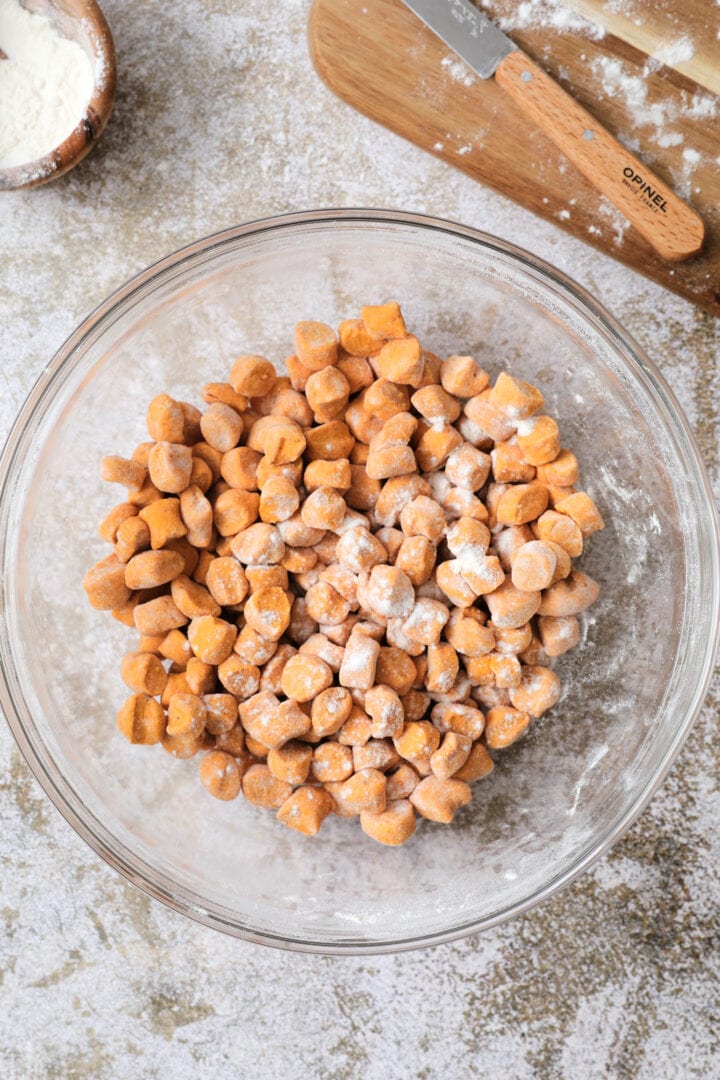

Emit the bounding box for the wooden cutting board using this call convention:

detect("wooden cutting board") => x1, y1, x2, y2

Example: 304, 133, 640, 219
309, 0, 720, 316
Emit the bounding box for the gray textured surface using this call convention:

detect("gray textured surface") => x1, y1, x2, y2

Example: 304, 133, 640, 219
1, 1, 719, 1076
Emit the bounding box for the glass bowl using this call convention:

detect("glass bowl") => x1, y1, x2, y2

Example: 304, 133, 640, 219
1, 210, 718, 954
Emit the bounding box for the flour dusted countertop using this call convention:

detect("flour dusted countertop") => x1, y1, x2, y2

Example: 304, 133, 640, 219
1, 1, 719, 1077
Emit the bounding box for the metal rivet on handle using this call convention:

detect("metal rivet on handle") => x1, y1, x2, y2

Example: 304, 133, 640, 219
583, 129, 595, 141
520, 70, 532, 82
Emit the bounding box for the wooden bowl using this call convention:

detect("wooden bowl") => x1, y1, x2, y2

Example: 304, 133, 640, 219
0, 0, 117, 191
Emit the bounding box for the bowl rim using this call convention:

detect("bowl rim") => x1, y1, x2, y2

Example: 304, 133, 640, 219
2, 207, 719, 954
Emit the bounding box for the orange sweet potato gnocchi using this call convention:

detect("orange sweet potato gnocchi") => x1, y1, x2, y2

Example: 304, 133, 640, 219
86, 302, 603, 844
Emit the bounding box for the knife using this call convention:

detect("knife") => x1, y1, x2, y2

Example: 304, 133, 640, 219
402, 0, 704, 262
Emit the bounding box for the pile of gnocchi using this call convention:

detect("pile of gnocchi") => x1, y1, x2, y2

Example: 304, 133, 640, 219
84, 302, 602, 845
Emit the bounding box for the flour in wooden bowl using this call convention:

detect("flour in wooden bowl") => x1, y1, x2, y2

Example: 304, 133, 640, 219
0, 0, 94, 169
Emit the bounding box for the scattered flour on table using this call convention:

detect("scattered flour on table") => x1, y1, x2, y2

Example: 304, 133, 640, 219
0, 0, 95, 169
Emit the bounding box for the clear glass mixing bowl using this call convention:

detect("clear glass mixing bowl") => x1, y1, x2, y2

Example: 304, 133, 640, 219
1, 210, 718, 954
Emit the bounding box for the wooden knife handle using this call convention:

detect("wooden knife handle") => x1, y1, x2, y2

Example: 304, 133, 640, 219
495, 51, 705, 263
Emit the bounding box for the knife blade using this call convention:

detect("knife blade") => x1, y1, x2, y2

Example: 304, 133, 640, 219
402, 0, 516, 78
401, 0, 704, 262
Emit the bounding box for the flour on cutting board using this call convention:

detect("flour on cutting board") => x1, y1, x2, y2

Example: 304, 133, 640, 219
596, 198, 630, 246
483, 0, 606, 39
591, 53, 714, 188
656, 132, 684, 148
652, 36, 696, 66
592, 55, 717, 131
436, 8, 713, 159
432, 2, 710, 244
441, 55, 476, 87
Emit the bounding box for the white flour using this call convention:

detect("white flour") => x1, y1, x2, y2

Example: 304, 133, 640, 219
493, 0, 607, 39
592, 53, 718, 132
441, 54, 476, 87
652, 36, 695, 66
0, 0, 95, 168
